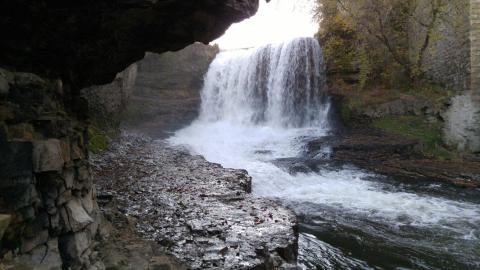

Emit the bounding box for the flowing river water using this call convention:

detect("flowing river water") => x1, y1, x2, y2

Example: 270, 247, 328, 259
168, 38, 480, 270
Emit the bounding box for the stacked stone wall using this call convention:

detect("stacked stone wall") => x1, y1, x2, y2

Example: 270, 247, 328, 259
0, 69, 101, 269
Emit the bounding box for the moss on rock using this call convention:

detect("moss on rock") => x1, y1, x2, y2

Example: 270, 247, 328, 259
87, 126, 109, 154
372, 115, 455, 160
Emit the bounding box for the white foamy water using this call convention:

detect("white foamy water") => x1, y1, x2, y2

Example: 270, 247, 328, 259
169, 38, 480, 238
171, 121, 480, 231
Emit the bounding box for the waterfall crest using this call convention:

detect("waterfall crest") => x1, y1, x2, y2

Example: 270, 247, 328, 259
199, 37, 330, 128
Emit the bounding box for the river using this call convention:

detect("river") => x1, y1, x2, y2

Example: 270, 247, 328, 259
168, 37, 480, 270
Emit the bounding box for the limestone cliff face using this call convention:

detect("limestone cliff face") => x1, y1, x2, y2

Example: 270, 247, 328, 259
0, 1, 259, 269
82, 64, 138, 123
81, 43, 218, 138
0, 70, 97, 269
125, 43, 219, 137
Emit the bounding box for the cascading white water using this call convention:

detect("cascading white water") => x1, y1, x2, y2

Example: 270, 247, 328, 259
170, 37, 480, 269
200, 37, 330, 128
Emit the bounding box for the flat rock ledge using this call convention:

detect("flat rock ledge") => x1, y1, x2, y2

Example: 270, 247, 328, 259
91, 136, 298, 270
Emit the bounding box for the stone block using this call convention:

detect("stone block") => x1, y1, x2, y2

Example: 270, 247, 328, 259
0, 105, 14, 121
2, 183, 38, 210
7, 123, 35, 141
20, 229, 49, 253
50, 213, 61, 235
64, 199, 93, 232
81, 190, 95, 214
0, 141, 33, 182
33, 139, 65, 172
0, 214, 11, 240
62, 168, 75, 189
46, 198, 57, 215
16, 239, 63, 270
88, 261, 106, 270
14, 72, 46, 89
71, 142, 85, 161
17, 206, 36, 222
59, 231, 91, 264
57, 189, 73, 206
61, 140, 71, 165
77, 165, 90, 182
0, 71, 9, 97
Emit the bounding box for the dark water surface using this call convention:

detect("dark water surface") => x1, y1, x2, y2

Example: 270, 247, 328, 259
292, 163, 480, 270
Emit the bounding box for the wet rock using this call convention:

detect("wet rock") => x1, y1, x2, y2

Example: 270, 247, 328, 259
92, 136, 298, 269
33, 139, 65, 172
307, 128, 480, 187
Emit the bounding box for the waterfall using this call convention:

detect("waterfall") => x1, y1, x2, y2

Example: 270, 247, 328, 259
199, 37, 330, 128
170, 37, 480, 270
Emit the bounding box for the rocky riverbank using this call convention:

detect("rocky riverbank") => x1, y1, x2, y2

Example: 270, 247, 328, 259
91, 136, 299, 270
312, 83, 480, 188
307, 127, 480, 188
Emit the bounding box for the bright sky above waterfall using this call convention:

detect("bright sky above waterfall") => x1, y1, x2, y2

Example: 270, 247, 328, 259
213, 0, 317, 50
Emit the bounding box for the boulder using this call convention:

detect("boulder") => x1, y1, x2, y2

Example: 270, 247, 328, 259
64, 199, 93, 232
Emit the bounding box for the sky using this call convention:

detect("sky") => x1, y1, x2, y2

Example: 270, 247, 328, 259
213, 0, 318, 50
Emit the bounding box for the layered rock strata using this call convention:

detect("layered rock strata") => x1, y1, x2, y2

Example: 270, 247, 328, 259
0, 70, 100, 269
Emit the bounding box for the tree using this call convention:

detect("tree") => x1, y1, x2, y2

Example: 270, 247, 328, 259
315, 0, 464, 86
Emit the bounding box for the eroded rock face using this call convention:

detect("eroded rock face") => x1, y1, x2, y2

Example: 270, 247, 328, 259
0, 69, 100, 269
81, 64, 138, 121
0, 0, 260, 89
444, 92, 480, 153
81, 43, 219, 138
125, 43, 219, 137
